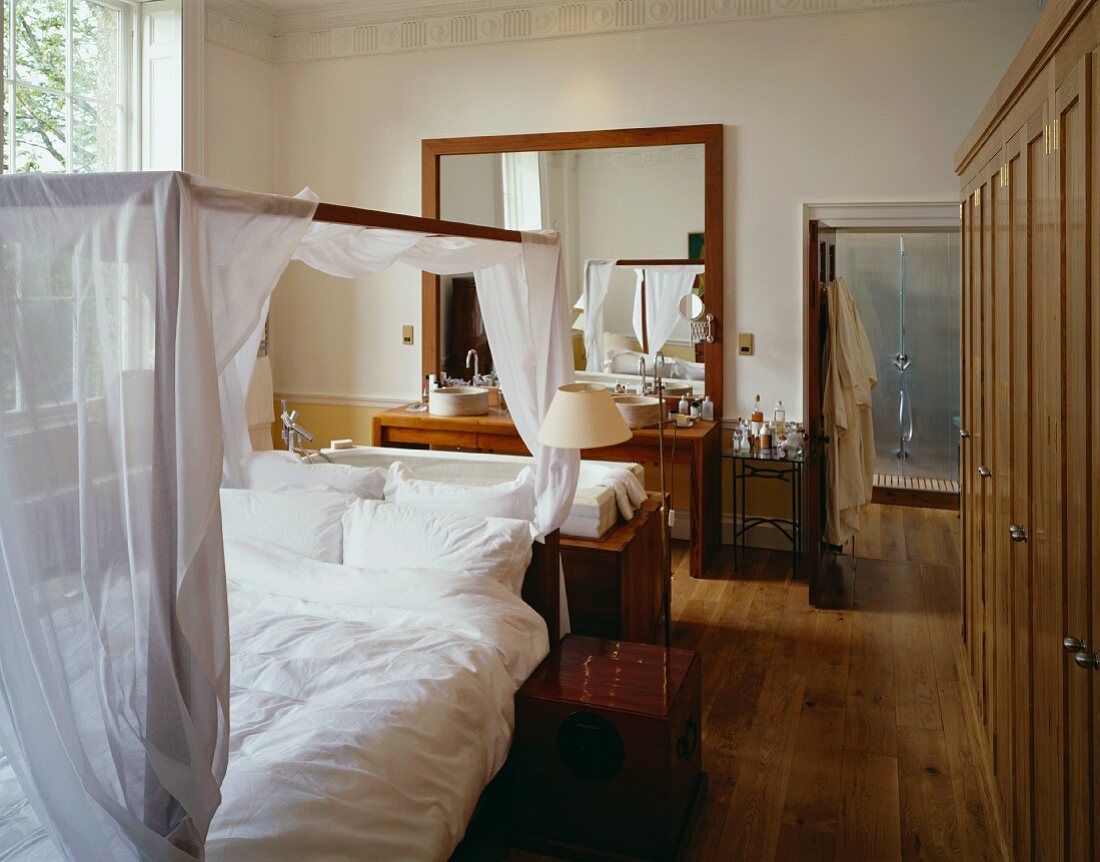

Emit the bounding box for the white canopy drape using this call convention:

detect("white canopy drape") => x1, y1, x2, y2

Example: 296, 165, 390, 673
0, 172, 314, 861
631, 265, 704, 355
0, 173, 578, 861
580, 259, 616, 372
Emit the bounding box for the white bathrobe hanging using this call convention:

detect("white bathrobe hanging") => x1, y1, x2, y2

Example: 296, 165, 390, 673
823, 277, 877, 546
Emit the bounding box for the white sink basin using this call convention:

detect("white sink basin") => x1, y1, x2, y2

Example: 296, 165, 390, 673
429, 385, 490, 416
613, 394, 661, 429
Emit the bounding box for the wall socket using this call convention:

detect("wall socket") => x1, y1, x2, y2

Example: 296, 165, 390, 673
738, 332, 754, 355
402, 325, 414, 345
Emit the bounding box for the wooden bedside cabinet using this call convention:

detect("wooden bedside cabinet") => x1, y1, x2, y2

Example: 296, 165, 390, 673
511, 636, 705, 862
560, 494, 664, 644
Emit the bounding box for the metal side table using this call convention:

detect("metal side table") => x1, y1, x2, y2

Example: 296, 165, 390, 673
723, 447, 804, 575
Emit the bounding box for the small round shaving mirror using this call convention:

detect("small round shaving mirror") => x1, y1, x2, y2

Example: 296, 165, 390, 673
679, 293, 705, 321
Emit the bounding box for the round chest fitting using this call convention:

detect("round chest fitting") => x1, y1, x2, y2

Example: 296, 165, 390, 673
556, 710, 625, 782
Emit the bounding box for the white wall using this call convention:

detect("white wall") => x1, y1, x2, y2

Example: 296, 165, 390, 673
218, 0, 1038, 415
203, 41, 276, 192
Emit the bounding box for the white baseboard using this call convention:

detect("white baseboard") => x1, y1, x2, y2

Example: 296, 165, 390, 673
670, 509, 794, 552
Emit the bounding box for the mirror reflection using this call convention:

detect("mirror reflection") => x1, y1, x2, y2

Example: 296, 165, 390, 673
438, 143, 706, 395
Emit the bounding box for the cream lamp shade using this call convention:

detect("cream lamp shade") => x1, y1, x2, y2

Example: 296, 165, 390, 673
538, 383, 632, 449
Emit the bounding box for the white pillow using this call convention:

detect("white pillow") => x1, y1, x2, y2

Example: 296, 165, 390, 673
248, 451, 386, 500
383, 462, 536, 521
219, 488, 353, 563
603, 332, 636, 363
342, 500, 534, 594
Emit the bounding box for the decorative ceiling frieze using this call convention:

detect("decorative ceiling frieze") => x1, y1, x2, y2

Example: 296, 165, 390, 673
205, 0, 973, 63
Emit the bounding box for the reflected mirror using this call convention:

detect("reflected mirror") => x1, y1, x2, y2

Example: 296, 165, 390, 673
679, 293, 705, 321
437, 143, 707, 396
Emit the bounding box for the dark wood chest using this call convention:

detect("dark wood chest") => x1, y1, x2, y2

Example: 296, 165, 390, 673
511, 636, 704, 861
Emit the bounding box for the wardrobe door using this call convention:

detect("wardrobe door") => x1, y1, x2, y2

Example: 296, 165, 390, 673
960, 187, 975, 652
1091, 46, 1100, 862
990, 146, 1014, 823
1055, 55, 1094, 862
962, 179, 984, 693
980, 154, 1000, 738
1031, 74, 1063, 862
1006, 105, 1044, 862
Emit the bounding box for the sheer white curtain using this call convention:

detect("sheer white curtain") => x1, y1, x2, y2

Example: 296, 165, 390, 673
230, 200, 581, 542
0, 172, 314, 861
580, 259, 615, 372
631, 265, 704, 355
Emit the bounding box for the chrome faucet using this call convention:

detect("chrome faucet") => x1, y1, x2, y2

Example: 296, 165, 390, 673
637, 355, 647, 394
466, 349, 479, 385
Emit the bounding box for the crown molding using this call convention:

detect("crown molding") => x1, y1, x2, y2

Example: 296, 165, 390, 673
206, 1, 278, 60
205, 0, 973, 64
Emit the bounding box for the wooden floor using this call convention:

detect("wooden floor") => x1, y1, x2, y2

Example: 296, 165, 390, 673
473, 504, 999, 862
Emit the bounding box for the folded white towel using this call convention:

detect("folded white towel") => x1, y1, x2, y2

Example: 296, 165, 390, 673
593, 467, 648, 520
561, 514, 608, 539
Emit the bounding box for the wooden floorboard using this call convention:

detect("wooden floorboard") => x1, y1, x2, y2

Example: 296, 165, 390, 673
486, 504, 998, 862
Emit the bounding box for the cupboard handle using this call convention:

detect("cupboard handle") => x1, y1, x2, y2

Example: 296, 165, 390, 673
977, 466, 991, 478
960, 429, 971, 439
1064, 636, 1087, 653
1008, 524, 1028, 543
1073, 652, 1099, 671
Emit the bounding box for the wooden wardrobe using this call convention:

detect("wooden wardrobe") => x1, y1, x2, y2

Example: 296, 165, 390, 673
955, 0, 1098, 857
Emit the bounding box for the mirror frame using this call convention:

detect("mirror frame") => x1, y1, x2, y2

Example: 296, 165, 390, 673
422, 124, 724, 416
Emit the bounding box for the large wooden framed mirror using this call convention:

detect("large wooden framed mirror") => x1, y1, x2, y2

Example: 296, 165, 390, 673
421, 124, 724, 416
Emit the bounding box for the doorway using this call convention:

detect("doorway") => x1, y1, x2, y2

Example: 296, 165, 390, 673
834, 229, 961, 505
802, 203, 960, 602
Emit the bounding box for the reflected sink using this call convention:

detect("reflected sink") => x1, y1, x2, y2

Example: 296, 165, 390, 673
429, 385, 490, 416
613, 394, 661, 429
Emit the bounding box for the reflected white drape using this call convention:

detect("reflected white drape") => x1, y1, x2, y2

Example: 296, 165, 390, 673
631, 265, 704, 355
580, 260, 615, 372
0, 172, 314, 862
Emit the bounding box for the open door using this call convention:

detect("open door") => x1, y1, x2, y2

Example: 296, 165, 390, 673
804, 220, 835, 603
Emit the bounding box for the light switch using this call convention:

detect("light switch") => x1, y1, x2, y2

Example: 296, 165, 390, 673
738, 332, 754, 355
402, 325, 415, 345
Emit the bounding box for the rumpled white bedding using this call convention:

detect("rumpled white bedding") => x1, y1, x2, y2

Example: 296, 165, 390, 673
207, 539, 549, 862
0, 751, 58, 862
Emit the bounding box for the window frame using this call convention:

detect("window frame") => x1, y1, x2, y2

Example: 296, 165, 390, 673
2, 0, 140, 175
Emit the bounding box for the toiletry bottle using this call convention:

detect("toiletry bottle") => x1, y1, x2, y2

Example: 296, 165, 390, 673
701, 395, 714, 421
427, 374, 438, 390
740, 419, 752, 453
774, 400, 786, 435
759, 422, 772, 453
751, 394, 764, 436
678, 394, 690, 415
690, 399, 700, 419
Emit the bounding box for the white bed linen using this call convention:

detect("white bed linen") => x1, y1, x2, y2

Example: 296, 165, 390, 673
207, 539, 549, 862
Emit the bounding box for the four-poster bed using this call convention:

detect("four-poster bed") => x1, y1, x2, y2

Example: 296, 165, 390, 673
0, 171, 578, 862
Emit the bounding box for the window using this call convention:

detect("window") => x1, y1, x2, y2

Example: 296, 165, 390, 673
2, 0, 135, 174
501, 151, 544, 231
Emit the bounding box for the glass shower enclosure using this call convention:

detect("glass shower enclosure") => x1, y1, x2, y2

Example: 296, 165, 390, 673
834, 230, 960, 490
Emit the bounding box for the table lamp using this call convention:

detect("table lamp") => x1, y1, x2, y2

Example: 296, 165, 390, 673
538, 383, 632, 449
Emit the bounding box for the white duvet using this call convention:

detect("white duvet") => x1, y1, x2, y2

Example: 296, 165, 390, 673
207, 539, 550, 862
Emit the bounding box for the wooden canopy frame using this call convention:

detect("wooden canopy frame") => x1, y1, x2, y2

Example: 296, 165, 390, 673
421, 124, 725, 416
